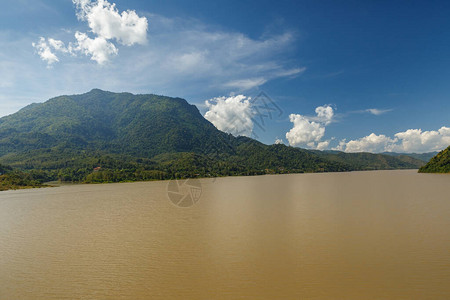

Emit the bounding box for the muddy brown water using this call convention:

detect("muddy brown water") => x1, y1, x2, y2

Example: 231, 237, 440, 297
0, 170, 449, 299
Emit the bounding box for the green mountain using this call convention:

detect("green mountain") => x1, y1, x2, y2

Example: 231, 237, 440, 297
0, 89, 233, 158
0, 89, 424, 185
419, 146, 450, 173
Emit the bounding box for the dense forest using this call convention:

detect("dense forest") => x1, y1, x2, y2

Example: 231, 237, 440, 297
419, 146, 450, 173
0, 90, 430, 190
0, 164, 51, 191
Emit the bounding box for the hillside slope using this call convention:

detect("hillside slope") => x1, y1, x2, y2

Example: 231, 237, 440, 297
0, 89, 424, 183
0, 89, 233, 157
419, 146, 450, 173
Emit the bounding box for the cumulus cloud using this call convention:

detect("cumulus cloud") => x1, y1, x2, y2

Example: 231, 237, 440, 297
394, 127, 450, 153
74, 31, 118, 64
285, 105, 334, 149
204, 95, 254, 137
286, 114, 325, 147
32, 37, 59, 66
316, 140, 330, 150
315, 105, 334, 125
47, 38, 70, 53
335, 133, 396, 153
73, 0, 148, 46
33, 0, 147, 65
275, 138, 284, 145
335, 126, 450, 153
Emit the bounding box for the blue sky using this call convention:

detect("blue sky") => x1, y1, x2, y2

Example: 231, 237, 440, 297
0, 0, 449, 153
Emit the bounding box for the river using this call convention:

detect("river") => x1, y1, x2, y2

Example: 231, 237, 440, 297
0, 170, 449, 299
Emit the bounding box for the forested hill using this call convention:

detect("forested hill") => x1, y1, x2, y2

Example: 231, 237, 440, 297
0, 89, 425, 184
0, 89, 233, 158
311, 150, 426, 171
419, 146, 450, 173
381, 151, 438, 163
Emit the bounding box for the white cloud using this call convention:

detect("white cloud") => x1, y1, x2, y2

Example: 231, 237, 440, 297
32, 37, 59, 66
285, 105, 334, 149
73, 0, 148, 46
366, 108, 392, 116
275, 67, 306, 78
393, 127, 450, 153
34, 0, 147, 65
19, 8, 302, 115
223, 78, 268, 90
316, 140, 330, 150
74, 31, 118, 64
275, 138, 284, 145
336, 126, 450, 153
48, 38, 70, 53
286, 114, 325, 147
315, 105, 334, 125
32, 4, 301, 88
204, 95, 254, 137
335, 133, 396, 153
32, 3, 301, 83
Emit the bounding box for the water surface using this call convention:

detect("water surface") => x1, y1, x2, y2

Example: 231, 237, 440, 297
0, 170, 449, 299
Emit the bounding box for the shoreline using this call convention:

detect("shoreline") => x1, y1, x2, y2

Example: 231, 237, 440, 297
0, 168, 423, 193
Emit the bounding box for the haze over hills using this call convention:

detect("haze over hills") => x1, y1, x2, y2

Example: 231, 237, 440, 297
381, 151, 439, 163
311, 150, 428, 171
0, 89, 427, 186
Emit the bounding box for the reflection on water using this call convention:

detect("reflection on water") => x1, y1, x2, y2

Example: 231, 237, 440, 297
0, 170, 449, 299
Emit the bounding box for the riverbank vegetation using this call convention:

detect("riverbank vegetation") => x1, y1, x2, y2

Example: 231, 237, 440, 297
0, 165, 51, 191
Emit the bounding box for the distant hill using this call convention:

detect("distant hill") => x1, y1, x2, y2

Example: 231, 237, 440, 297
0, 89, 425, 184
381, 151, 438, 162
311, 150, 425, 170
419, 146, 450, 173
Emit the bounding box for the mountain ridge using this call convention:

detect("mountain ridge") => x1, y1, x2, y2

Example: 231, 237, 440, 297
0, 89, 425, 185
